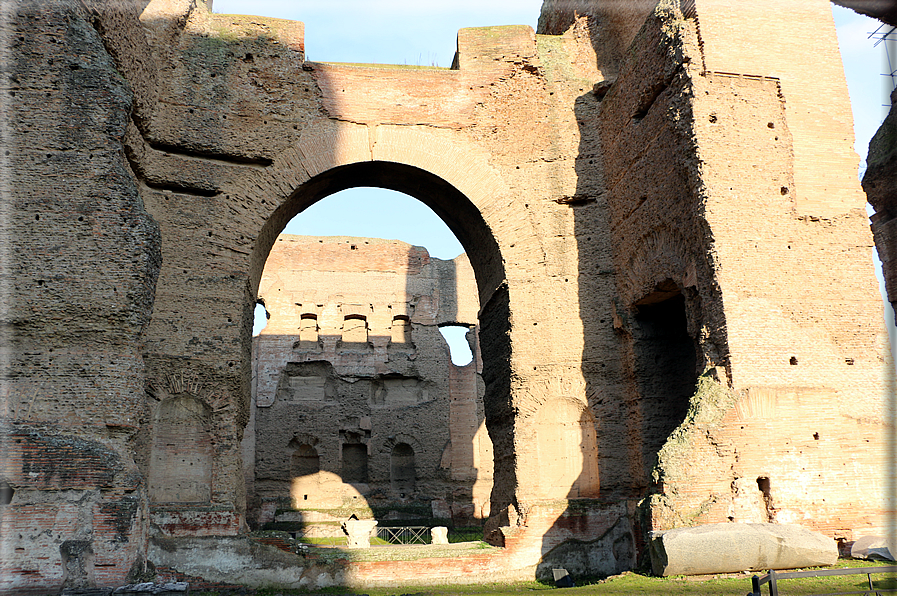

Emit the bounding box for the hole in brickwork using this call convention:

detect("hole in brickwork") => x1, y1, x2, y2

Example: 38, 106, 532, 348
813, 432, 820, 440
767, 122, 775, 128
708, 114, 717, 123
252, 301, 269, 336
756, 476, 775, 522
439, 324, 473, 365
0, 480, 14, 505
845, 358, 854, 365
789, 356, 798, 365
780, 187, 789, 195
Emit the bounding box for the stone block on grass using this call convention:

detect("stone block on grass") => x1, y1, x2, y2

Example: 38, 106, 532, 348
650, 522, 838, 576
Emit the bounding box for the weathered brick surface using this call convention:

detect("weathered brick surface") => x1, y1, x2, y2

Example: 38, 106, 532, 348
3, 0, 892, 590
2, 0, 158, 593
247, 236, 491, 522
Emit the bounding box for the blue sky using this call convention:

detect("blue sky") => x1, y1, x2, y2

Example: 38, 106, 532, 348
217, 0, 896, 357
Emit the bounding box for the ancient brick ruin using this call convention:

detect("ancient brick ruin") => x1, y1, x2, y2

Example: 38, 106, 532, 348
246, 236, 492, 526
2, 0, 894, 592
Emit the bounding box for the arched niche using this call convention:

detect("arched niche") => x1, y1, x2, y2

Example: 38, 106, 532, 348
290, 443, 320, 478
390, 443, 416, 496
148, 395, 213, 503
532, 398, 600, 500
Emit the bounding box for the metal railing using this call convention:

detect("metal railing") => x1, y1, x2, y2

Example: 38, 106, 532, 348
376, 526, 431, 545
748, 565, 897, 596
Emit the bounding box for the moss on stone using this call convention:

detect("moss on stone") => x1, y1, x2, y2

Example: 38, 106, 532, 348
652, 371, 736, 486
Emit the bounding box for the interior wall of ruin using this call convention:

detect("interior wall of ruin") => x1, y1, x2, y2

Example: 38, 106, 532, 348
246, 235, 492, 524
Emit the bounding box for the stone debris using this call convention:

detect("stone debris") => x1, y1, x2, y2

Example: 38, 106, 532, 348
112, 583, 189, 594
342, 518, 379, 548
851, 535, 896, 561
431, 526, 449, 545
650, 522, 838, 576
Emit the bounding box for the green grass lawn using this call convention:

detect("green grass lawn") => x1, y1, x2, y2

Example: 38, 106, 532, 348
203, 559, 895, 596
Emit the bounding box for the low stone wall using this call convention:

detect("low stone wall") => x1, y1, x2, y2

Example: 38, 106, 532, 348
148, 500, 633, 588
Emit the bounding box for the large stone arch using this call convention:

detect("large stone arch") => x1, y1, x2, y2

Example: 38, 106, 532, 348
239, 122, 548, 517
248, 121, 519, 304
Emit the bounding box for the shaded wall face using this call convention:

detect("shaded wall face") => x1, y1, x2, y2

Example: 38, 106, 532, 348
248, 237, 491, 522
1, 1, 160, 591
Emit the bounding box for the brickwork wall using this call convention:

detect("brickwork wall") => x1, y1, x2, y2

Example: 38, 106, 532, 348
1, 1, 160, 592
592, 0, 892, 544
247, 236, 492, 523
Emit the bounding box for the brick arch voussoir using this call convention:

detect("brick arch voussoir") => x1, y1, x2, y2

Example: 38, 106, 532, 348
619, 225, 695, 307
285, 121, 538, 266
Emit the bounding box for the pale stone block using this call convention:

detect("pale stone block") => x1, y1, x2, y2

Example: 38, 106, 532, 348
650, 523, 838, 576
341, 519, 378, 548
431, 526, 449, 545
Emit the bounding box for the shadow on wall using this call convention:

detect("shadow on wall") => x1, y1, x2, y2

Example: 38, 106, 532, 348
246, 212, 497, 550
531, 0, 711, 579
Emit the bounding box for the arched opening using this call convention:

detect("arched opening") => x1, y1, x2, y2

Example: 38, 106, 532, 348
632, 282, 700, 474
246, 162, 506, 533
439, 324, 474, 366
148, 396, 213, 503
390, 443, 416, 497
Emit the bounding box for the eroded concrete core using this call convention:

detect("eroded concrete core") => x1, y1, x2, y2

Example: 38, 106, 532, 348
2, 0, 893, 592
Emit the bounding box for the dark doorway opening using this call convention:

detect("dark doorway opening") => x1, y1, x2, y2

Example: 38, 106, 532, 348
633, 285, 699, 475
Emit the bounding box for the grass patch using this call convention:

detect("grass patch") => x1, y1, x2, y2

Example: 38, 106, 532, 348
196, 559, 895, 596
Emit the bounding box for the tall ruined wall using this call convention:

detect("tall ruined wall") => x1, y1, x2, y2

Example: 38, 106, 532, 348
586, 0, 892, 542
865, 89, 897, 325
0, 1, 161, 592
246, 235, 492, 524
2, 0, 893, 590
